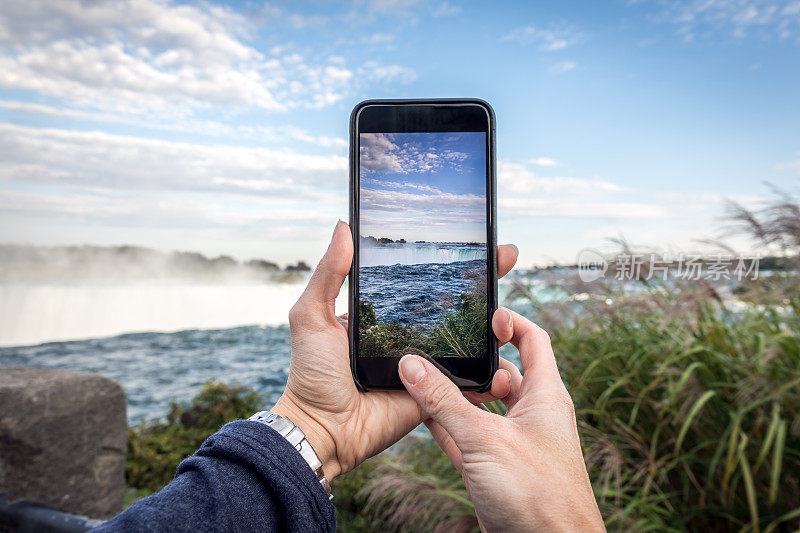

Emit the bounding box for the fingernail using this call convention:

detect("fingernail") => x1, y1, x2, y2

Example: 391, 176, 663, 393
506, 309, 513, 330
508, 244, 519, 255
399, 354, 426, 385
332, 220, 344, 238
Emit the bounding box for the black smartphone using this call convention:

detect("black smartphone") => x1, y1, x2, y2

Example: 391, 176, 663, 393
348, 99, 498, 391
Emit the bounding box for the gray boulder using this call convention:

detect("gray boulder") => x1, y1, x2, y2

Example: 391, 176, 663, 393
0, 368, 127, 519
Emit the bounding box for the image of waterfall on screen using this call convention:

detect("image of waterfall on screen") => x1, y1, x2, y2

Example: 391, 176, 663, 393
358, 132, 488, 358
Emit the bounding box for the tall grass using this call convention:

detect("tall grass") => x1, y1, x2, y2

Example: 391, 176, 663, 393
540, 283, 800, 531
338, 192, 800, 532
334, 437, 474, 533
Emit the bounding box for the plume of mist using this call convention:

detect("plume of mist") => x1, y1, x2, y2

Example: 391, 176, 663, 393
0, 244, 310, 284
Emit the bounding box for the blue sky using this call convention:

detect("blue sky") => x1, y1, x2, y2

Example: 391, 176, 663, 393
359, 132, 486, 242
0, 0, 798, 266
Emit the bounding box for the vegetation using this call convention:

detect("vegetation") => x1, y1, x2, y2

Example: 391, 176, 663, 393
126, 380, 263, 493
506, 272, 799, 531
334, 437, 474, 532
358, 270, 488, 358
125, 192, 800, 530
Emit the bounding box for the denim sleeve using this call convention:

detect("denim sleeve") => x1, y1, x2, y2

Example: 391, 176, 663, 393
94, 420, 336, 533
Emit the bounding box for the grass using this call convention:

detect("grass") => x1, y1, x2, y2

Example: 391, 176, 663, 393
334, 437, 474, 533
530, 278, 800, 531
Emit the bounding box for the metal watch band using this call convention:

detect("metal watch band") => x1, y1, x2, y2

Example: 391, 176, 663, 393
248, 411, 333, 500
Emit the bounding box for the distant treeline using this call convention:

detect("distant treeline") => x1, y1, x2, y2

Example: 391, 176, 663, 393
0, 244, 310, 283
360, 235, 407, 245
359, 235, 482, 246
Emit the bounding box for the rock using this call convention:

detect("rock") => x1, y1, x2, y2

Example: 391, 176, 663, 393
0, 368, 127, 519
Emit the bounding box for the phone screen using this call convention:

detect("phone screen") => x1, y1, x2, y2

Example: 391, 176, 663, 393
357, 130, 490, 363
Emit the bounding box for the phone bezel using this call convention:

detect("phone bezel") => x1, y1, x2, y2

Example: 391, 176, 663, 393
348, 98, 498, 391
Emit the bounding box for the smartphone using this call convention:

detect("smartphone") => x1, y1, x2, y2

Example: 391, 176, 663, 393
349, 99, 498, 391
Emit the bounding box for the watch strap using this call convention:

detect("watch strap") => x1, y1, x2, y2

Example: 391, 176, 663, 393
248, 411, 333, 500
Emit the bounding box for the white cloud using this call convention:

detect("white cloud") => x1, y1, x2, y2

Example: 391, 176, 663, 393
359, 133, 469, 175
359, 62, 418, 84
0, 121, 350, 262
359, 133, 403, 173
553, 60, 577, 72
364, 32, 396, 44
775, 158, 800, 170
0, 99, 347, 149
529, 157, 559, 167
496, 161, 672, 219
651, 0, 800, 41
499, 162, 621, 196
0, 0, 413, 118
0, 123, 347, 197
502, 24, 586, 50
361, 187, 485, 215
359, 186, 486, 242
432, 2, 462, 17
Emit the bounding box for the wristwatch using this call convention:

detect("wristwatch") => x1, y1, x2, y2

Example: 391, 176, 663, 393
248, 411, 333, 500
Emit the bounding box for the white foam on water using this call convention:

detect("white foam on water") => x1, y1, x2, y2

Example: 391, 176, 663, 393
360, 242, 486, 267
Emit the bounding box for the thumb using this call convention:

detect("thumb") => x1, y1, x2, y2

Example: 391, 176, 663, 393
398, 354, 480, 445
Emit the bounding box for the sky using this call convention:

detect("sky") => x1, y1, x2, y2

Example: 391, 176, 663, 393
0, 0, 798, 267
359, 132, 486, 243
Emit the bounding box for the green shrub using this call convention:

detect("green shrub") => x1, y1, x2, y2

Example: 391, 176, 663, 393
359, 322, 426, 357
126, 380, 263, 493
359, 299, 377, 330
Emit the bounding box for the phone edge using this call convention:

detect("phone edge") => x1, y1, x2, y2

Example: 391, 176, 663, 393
348, 98, 498, 392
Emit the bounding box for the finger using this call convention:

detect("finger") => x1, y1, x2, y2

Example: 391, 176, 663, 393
507, 310, 561, 389
463, 358, 524, 409
463, 368, 511, 405
424, 419, 463, 472
296, 221, 352, 315
497, 244, 518, 279
398, 354, 483, 445
498, 357, 524, 410
492, 307, 514, 347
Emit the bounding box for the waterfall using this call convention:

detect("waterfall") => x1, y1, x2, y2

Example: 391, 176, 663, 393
0, 280, 350, 347
359, 242, 487, 267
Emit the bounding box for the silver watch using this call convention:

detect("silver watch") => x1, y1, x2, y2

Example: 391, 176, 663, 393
248, 411, 333, 500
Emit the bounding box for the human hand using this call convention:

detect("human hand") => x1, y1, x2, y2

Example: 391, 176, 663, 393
271, 221, 519, 480
398, 309, 604, 532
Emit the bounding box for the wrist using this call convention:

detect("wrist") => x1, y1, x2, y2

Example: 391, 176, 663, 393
271, 393, 342, 481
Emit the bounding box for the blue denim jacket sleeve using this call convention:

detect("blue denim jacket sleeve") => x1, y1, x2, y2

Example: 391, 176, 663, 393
94, 420, 336, 532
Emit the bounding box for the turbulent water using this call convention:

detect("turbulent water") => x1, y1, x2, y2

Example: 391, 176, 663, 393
0, 326, 293, 423
360, 259, 486, 325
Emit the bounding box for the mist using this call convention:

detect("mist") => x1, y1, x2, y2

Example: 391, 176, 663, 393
0, 245, 340, 347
